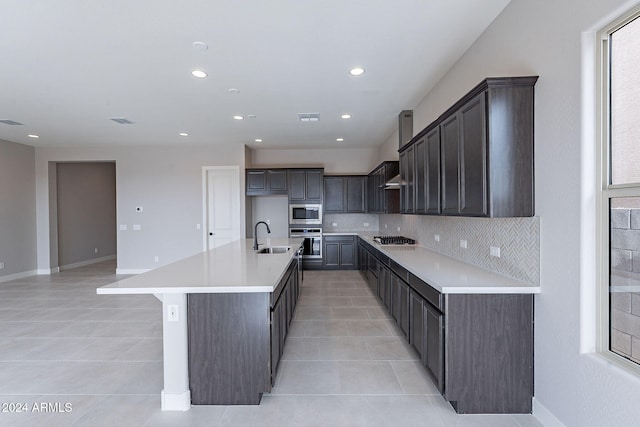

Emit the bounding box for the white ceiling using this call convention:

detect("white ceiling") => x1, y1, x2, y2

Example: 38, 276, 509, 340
0, 0, 510, 150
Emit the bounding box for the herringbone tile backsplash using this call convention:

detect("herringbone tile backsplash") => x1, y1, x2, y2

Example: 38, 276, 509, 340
379, 214, 540, 285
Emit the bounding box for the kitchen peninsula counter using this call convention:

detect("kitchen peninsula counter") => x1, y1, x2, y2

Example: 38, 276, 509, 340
97, 238, 303, 411
98, 238, 303, 295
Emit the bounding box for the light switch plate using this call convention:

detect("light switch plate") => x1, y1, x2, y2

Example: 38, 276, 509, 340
490, 246, 501, 257
119, 224, 128, 231
133, 224, 141, 231
168, 305, 179, 322
434, 234, 440, 242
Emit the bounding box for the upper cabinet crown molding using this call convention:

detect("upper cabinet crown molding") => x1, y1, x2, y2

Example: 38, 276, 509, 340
399, 76, 538, 218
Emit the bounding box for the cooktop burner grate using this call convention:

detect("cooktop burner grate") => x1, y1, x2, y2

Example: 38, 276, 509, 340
373, 235, 416, 245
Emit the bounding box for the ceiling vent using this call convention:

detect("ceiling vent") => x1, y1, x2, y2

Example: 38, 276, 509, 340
109, 117, 135, 124
0, 119, 23, 125
298, 113, 320, 122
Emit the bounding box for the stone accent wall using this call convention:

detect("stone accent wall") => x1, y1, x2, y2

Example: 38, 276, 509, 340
379, 214, 539, 285
610, 208, 640, 363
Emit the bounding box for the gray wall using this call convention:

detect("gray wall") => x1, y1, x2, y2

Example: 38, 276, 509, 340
0, 139, 36, 279
56, 162, 116, 268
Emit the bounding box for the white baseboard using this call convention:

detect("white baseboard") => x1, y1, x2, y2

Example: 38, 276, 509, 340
533, 398, 567, 427
0, 269, 38, 283
116, 268, 151, 275
37, 267, 59, 275
59, 255, 116, 271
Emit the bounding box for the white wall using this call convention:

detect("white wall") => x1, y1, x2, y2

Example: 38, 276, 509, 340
0, 139, 36, 280
380, 0, 640, 425
35, 145, 246, 272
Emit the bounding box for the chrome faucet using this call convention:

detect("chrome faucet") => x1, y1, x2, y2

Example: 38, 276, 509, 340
253, 221, 271, 250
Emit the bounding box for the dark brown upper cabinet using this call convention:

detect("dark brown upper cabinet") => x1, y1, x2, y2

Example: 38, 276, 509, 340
324, 175, 367, 214
399, 76, 537, 218
246, 169, 288, 196
368, 161, 400, 214
288, 169, 323, 202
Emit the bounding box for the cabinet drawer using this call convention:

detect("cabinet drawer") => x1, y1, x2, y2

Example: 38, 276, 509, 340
409, 272, 442, 312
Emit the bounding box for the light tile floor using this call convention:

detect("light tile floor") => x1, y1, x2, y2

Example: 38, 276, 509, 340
0, 262, 544, 427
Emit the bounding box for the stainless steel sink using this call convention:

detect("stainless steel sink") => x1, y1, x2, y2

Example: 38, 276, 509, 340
257, 246, 291, 254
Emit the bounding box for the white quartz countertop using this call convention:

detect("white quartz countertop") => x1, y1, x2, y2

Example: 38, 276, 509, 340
97, 238, 303, 295
357, 234, 539, 294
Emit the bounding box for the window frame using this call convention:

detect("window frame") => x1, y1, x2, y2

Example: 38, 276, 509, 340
597, 7, 640, 373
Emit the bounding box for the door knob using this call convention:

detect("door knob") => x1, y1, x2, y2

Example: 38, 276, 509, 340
209, 232, 214, 236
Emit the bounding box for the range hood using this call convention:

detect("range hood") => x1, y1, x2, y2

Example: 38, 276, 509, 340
384, 174, 401, 189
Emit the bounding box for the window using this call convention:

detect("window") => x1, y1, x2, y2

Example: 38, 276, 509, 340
599, 10, 640, 369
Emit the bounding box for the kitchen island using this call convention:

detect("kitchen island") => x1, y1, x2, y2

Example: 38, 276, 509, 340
98, 238, 303, 411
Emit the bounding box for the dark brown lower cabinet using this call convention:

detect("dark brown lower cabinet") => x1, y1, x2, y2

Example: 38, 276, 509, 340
323, 235, 357, 269
444, 294, 533, 414
358, 237, 533, 414
188, 258, 299, 405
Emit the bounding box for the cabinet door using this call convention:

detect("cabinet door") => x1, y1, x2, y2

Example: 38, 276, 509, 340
459, 92, 487, 216
414, 136, 427, 214
391, 275, 409, 338
268, 170, 288, 193
409, 291, 424, 359
339, 241, 356, 267
247, 170, 267, 194
441, 113, 460, 215
400, 149, 415, 214
426, 127, 441, 214
270, 302, 281, 382
323, 241, 340, 266
305, 170, 323, 201
288, 170, 307, 201
423, 302, 444, 392
346, 176, 366, 213
324, 177, 345, 212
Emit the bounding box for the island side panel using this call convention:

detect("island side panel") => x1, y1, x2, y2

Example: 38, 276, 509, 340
445, 293, 534, 414
188, 292, 271, 405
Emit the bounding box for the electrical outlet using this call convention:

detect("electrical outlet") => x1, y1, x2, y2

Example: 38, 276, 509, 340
434, 234, 440, 242
154, 256, 159, 263
94, 248, 99, 254
384, 224, 388, 229
196, 223, 201, 230
168, 305, 179, 322
490, 246, 501, 257
133, 224, 141, 231
0, 262, 4, 270
266, 219, 270, 225
119, 224, 128, 231
460, 240, 467, 249
364, 222, 369, 227
332, 222, 337, 227
397, 226, 401, 232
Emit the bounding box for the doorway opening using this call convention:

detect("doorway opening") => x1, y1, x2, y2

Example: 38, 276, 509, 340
50, 162, 117, 272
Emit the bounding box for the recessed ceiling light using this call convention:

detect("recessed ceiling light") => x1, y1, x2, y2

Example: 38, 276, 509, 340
179, 132, 189, 137
28, 134, 39, 138
191, 70, 207, 78
192, 41, 208, 51
336, 138, 344, 142
341, 114, 352, 119
349, 67, 365, 76
254, 138, 263, 143
233, 115, 244, 120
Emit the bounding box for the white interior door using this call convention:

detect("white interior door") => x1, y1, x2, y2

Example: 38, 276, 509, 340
203, 166, 241, 250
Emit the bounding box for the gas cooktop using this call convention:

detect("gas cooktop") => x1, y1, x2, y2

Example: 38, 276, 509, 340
373, 235, 416, 245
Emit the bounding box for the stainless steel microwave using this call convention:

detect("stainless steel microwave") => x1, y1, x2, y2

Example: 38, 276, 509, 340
289, 204, 322, 225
